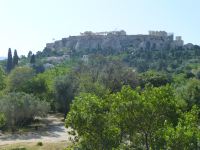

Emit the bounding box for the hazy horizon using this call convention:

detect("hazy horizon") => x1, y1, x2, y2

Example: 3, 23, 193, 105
0, 0, 200, 57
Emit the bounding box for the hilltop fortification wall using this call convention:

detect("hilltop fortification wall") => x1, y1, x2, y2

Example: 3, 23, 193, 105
45, 30, 183, 52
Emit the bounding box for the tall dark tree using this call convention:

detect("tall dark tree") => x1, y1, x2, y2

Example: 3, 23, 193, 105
27, 51, 32, 58
30, 54, 36, 64
6, 48, 13, 73
13, 49, 19, 68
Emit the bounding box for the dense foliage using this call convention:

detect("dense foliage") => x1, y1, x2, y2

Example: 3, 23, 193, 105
124, 46, 200, 73
0, 67, 6, 91
7, 66, 35, 92
0, 92, 49, 130
0, 113, 6, 128
0, 46, 200, 149
66, 85, 193, 149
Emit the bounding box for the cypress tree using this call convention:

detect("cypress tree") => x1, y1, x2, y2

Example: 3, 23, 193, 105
27, 51, 32, 58
30, 54, 36, 64
6, 48, 13, 72
13, 49, 19, 68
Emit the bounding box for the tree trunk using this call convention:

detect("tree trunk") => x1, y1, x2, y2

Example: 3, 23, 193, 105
145, 133, 149, 150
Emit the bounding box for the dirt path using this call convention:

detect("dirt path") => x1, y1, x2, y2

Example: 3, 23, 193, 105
0, 114, 73, 146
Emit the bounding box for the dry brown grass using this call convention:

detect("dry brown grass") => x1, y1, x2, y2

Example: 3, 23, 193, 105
0, 141, 71, 150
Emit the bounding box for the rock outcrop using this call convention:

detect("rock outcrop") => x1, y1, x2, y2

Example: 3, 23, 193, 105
45, 30, 184, 52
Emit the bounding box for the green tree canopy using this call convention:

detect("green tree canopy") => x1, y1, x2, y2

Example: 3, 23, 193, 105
0, 113, 6, 128
30, 54, 36, 64
7, 66, 35, 92
177, 78, 200, 109
0, 92, 50, 129
139, 70, 171, 87
54, 73, 78, 117
66, 85, 181, 149
162, 106, 200, 150
0, 67, 6, 91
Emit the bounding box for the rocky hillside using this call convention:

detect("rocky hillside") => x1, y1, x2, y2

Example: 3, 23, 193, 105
45, 30, 185, 53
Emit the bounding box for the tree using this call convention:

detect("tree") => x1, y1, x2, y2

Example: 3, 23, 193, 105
66, 85, 180, 149
66, 93, 121, 149
140, 70, 171, 87
54, 73, 78, 117
98, 60, 139, 92
12, 49, 19, 68
6, 48, 12, 72
110, 85, 179, 149
0, 92, 50, 130
77, 74, 109, 98
178, 78, 200, 109
73, 57, 139, 93
162, 106, 200, 150
7, 66, 35, 92
22, 76, 48, 100
27, 51, 32, 58
86, 57, 138, 92
0, 113, 6, 128
0, 67, 6, 91
30, 54, 36, 64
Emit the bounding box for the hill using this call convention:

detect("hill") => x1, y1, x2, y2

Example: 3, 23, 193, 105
44, 30, 184, 54
0, 57, 6, 60
32, 30, 200, 74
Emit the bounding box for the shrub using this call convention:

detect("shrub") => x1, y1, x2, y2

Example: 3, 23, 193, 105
37, 141, 43, 146
0, 92, 50, 129
0, 113, 6, 128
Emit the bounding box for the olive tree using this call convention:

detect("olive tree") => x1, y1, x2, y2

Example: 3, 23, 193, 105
54, 73, 78, 117
0, 92, 50, 130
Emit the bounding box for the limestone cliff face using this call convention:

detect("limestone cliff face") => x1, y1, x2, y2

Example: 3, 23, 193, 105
75, 35, 103, 51
45, 31, 182, 53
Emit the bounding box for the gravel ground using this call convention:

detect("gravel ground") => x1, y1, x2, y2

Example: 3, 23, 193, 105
0, 114, 73, 146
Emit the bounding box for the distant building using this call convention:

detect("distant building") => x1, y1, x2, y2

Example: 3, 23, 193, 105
80, 30, 126, 36
174, 36, 184, 47
149, 31, 168, 37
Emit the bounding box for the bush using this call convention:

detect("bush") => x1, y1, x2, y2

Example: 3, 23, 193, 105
0, 92, 50, 129
37, 141, 43, 146
0, 113, 6, 128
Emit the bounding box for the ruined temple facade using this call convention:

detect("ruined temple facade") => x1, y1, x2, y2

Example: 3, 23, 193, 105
45, 30, 184, 52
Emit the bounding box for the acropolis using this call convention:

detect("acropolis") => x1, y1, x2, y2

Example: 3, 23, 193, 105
45, 30, 184, 52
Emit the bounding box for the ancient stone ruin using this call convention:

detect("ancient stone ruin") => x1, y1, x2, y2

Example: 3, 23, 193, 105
45, 30, 184, 52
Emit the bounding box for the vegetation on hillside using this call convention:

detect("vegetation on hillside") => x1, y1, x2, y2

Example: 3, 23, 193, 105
0, 46, 200, 149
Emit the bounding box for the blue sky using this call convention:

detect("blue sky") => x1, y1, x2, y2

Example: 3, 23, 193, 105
0, 0, 199, 57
